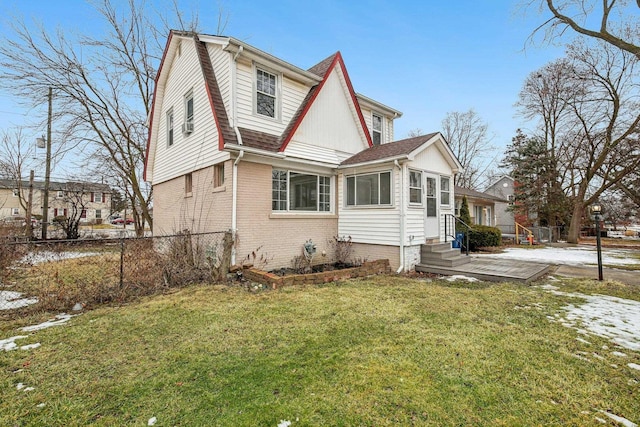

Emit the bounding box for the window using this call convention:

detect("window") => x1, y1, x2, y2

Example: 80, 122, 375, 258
185, 173, 192, 196
440, 176, 451, 205
455, 200, 461, 216
167, 109, 174, 146
183, 91, 194, 134
272, 169, 331, 212
507, 194, 514, 205
12, 189, 18, 197
372, 113, 383, 145
57, 191, 64, 198
11, 208, 19, 216
54, 208, 68, 217
92, 192, 103, 203
214, 163, 225, 187
409, 170, 422, 204
96, 209, 102, 219
426, 177, 437, 217
256, 68, 277, 118
81, 209, 87, 219
346, 171, 392, 206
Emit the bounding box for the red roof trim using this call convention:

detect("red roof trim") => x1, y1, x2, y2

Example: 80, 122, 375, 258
279, 52, 372, 152
143, 31, 175, 182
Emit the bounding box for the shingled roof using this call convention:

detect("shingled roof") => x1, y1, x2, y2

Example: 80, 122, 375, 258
340, 133, 439, 166
455, 186, 508, 203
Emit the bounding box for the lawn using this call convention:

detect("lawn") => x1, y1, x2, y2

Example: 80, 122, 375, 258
1, 275, 639, 426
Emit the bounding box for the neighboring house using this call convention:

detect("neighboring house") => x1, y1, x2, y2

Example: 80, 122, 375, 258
0, 179, 112, 224
454, 186, 506, 227
144, 31, 462, 271
484, 175, 516, 233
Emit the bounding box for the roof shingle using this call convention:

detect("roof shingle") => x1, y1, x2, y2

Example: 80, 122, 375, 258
340, 133, 439, 166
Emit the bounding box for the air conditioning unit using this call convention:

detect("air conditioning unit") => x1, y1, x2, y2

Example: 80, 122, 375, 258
182, 121, 194, 134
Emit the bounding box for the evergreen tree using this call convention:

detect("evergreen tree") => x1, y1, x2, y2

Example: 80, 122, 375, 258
459, 195, 472, 225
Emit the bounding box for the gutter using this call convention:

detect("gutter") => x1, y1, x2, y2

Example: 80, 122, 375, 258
395, 160, 405, 273
338, 154, 408, 170
230, 46, 244, 266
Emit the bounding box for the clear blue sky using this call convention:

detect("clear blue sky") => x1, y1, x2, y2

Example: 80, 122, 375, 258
0, 0, 564, 176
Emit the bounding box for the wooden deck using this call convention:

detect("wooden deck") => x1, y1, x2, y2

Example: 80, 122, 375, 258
415, 257, 551, 283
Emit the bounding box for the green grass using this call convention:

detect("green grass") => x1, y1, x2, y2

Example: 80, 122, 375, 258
1, 276, 639, 426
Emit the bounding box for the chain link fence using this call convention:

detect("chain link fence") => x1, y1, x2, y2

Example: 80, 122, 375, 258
0, 231, 233, 318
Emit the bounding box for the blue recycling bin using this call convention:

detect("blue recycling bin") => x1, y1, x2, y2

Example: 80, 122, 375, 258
452, 232, 464, 248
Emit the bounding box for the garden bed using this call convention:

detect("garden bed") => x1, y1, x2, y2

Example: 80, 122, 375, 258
242, 259, 390, 289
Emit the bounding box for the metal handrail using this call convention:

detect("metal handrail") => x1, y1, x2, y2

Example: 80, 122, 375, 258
444, 213, 471, 256
515, 222, 534, 245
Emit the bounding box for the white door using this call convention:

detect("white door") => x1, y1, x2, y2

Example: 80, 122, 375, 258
424, 174, 439, 239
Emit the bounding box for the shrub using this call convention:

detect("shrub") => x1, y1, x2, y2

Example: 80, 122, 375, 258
329, 235, 353, 267
467, 225, 502, 251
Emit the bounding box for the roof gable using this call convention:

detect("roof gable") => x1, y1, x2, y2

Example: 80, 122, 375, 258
279, 52, 372, 152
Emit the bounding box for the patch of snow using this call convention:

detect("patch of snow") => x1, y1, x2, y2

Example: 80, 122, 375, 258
592, 353, 605, 361
20, 343, 41, 350
576, 337, 592, 345
544, 288, 640, 351
16, 383, 33, 391
479, 246, 640, 267
148, 417, 157, 426
595, 417, 607, 424
573, 353, 590, 362
613, 351, 627, 357
599, 410, 638, 427
445, 275, 479, 282
278, 421, 292, 427
628, 363, 640, 371
1, 335, 29, 351
19, 251, 101, 265
36, 403, 46, 408
21, 314, 74, 332
0, 291, 38, 310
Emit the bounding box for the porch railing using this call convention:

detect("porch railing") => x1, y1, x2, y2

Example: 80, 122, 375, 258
444, 213, 470, 256
515, 222, 534, 245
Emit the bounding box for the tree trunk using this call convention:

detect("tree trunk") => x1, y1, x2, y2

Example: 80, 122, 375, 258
567, 200, 584, 243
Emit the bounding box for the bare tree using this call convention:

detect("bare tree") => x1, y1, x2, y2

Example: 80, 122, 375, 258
528, 0, 640, 57
517, 38, 640, 243
53, 182, 92, 240
0, 0, 198, 236
441, 109, 495, 189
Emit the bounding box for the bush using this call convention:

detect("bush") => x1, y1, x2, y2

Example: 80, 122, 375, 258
467, 225, 502, 251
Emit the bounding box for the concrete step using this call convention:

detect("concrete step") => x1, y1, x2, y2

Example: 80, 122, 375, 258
421, 248, 463, 260
420, 242, 453, 253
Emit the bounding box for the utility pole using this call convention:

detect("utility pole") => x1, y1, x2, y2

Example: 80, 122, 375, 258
41, 87, 52, 240
26, 170, 34, 240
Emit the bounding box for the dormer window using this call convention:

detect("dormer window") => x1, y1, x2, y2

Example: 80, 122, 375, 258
256, 68, 277, 118
372, 113, 383, 145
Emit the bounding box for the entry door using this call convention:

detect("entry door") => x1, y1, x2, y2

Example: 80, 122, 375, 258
424, 175, 439, 239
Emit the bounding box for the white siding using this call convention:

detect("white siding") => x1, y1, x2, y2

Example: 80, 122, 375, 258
152, 40, 229, 184
410, 142, 454, 175
284, 67, 369, 162
235, 57, 308, 135
360, 105, 394, 144
337, 165, 401, 245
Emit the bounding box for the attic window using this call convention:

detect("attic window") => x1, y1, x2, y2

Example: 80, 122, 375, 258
256, 68, 277, 118
372, 113, 383, 145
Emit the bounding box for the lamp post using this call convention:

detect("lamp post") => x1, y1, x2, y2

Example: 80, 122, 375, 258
591, 204, 603, 281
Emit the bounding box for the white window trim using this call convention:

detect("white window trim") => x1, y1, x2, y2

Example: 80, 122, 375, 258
12, 189, 18, 197
11, 207, 19, 215
345, 170, 393, 207
167, 108, 174, 147
440, 176, 451, 206
271, 169, 333, 214
183, 90, 194, 135
409, 169, 423, 206
253, 63, 281, 121
371, 112, 384, 145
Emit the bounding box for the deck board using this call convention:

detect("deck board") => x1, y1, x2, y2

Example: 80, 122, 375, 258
415, 257, 550, 283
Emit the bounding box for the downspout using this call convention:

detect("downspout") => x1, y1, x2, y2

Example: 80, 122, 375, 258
230, 45, 244, 266
395, 160, 405, 273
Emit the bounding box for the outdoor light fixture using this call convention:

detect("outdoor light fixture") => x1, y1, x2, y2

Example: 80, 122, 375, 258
591, 204, 603, 281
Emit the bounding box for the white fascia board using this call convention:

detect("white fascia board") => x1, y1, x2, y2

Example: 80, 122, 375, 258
224, 143, 286, 159
337, 155, 408, 170
356, 93, 403, 117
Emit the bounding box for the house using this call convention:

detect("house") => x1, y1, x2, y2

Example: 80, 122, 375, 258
0, 179, 112, 224
484, 175, 515, 233
144, 31, 462, 271
454, 186, 507, 227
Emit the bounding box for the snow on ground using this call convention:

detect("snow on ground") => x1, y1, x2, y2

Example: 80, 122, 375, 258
445, 275, 479, 283
20, 314, 74, 332
1, 335, 30, 351
542, 285, 640, 351
0, 291, 38, 310
479, 246, 640, 267
599, 411, 638, 427
18, 251, 101, 265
